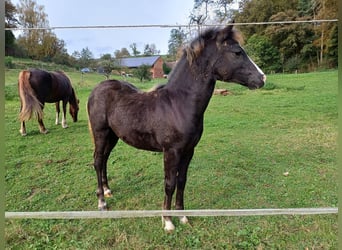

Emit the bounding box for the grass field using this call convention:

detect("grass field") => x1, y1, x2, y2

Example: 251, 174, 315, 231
5, 68, 337, 249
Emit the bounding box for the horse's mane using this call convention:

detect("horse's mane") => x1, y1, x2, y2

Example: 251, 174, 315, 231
167, 25, 244, 81
185, 26, 244, 65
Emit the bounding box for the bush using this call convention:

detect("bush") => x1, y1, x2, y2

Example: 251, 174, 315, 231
134, 64, 151, 82
5, 56, 15, 69
283, 56, 301, 73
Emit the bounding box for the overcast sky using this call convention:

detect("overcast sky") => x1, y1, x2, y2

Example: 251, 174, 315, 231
12, 0, 195, 58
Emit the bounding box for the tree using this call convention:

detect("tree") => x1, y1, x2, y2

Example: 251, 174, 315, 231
245, 35, 282, 73
326, 25, 338, 67
264, 10, 316, 70
311, 0, 338, 66
234, 0, 298, 38
16, 0, 67, 61
97, 59, 116, 79
5, 0, 19, 55
168, 27, 187, 60
114, 47, 130, 58
134, 64, 151, 82
129, 43, 141, 57
78, 47, 94, 68
143, 43, 160, 56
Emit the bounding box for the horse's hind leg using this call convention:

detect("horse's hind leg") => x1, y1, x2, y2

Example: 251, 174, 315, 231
55, 102, 60, 125
38, 117, 48, 134
19, 100, 27, 136
20, 121, 27, 136
102, 130, 119, 198
93, 129, 118, 210
38, 105, 48, 134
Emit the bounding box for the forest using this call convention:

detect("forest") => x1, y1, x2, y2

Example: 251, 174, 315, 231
5, 0, 338, 73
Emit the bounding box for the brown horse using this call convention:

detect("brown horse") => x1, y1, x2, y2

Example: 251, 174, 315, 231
87, 25, 266, 231
18, 69, 79, 136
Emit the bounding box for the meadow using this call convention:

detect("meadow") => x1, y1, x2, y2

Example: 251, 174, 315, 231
5, 67, 337, 249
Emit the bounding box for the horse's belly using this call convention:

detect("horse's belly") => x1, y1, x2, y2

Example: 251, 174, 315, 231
119, 130, 163, 152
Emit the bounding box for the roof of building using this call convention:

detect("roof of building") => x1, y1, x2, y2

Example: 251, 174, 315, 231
119, 56, 161, 68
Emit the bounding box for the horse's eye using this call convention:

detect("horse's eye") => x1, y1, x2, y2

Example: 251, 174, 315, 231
234, 51, 242, 56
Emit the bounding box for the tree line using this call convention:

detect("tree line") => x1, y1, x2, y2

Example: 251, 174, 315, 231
6, 0, 338, 73
185, 0, 337, 72
5, 0, 163, 70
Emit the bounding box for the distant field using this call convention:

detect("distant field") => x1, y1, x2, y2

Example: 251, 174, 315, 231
5, 68, 337, 249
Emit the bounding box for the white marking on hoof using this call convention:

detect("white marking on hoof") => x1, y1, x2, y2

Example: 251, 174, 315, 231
19, 129, 27, 136
40, 129, 48, 134
62, 117, 68, 128
55, 113, 59, 125
180, 216, 189, 224
164, 220, 175, 232
104, 189, 112, 198
98, 201, 107, 211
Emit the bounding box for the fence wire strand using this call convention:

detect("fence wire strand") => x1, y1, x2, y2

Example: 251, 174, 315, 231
5, 19, 338, 31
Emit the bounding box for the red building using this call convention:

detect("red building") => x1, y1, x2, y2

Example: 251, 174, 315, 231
119, 56, 164, 78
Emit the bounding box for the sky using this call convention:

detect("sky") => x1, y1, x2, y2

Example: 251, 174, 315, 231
12, 0, 195, 58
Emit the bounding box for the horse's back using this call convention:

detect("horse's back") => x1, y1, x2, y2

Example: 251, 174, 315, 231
92, 79, 140, 94
28, 69, 73, 102
88, 80, 140, 106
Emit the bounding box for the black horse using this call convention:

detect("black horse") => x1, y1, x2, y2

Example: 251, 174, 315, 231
18, 69, 79, 136
87, 25, 266, 231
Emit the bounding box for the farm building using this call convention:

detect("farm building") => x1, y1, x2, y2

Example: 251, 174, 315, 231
119, 55, 164, 78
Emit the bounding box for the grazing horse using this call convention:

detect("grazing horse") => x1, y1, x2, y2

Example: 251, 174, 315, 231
18, 69, 79, 136
87, 25, 266, 231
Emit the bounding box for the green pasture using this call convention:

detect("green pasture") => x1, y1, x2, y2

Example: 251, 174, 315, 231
5, 68, 337, 249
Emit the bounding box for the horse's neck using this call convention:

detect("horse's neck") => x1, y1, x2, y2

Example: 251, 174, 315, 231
69, 88, 77, 106
166, 57, 216, 114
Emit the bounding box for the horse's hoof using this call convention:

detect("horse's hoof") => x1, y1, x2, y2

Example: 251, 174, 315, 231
19, 129, 27, 136
164, 220, 175, 232
98, 205, 108, 211
40, 129, 48, 134
180, 216, 189, 224
162, 217, 175, 232
62, 125, 68, 129
104, 189, 112, 198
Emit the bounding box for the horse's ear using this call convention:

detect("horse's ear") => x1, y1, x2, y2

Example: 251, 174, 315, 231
223, 20, 235, 35
218, 21, 234, 43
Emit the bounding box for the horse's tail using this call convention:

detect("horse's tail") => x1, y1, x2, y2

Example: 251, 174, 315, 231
18, 70, 43, 122
86, 102, 95, 145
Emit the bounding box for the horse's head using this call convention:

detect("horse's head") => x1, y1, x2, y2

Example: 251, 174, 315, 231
69, 89, 79, 122
188, 24, 266, 89
214, 25, 265, 89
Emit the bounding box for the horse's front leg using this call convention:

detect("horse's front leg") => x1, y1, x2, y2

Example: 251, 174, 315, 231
175, 148, 194, 225
55, 102, 60, 125
61, 100, 68, 128
162, 148, 179, 232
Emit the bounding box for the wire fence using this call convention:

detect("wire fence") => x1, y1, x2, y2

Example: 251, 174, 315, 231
5, 19, 338, 31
